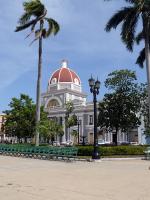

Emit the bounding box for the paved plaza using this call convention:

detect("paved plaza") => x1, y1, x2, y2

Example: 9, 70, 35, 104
0, 156, 150, 200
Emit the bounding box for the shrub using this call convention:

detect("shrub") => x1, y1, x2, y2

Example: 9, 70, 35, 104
77, 145, 147, 156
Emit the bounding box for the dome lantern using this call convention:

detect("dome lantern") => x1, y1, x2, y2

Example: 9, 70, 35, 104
61, 60, 68, 68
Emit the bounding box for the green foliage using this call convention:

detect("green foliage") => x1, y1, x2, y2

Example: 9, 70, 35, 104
71, 130, 78, 138
3, 94, 47, 140
140, 83, 150, 134
105, 0, 150, 67
19, 0, 44, 25
98, 92, 141, 130
77, 145, 147, 156
38, 119, 64, 140
65, 101, 76, 128
23, 0, 45, 17
15, 0, 60, 42
3, 94, 35, 139
136, 48, 145, 68
15, 0, 60, 147
66, 114, 77, 128
44, 18, 60, 37
98, 70, 146, 145
65, 101, 74, 116
100, 146, 145, 156
105, 69, 137, 91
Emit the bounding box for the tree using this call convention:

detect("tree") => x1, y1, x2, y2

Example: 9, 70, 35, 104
3, 94, 35, 142
15, 0, 60, 146
65, 101, 74, 115
65, 101, 74, 141
71, 130, 78, 144
38, 119, 64, 144
3, 94, 47, 143
105, 0, 150, 126
140, 83, 150, 136
98, 70, 144, 145
66, 114, 77, 128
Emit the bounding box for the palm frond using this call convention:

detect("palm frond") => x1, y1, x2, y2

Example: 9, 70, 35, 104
23, 0, 45, 17
104, 0, 135, 2
19, 12, 31, 25
125, 0, 135, 3
135, 31, 144, 44
136, 47, 145, 68
41, 28, 46, 38
15, 18, 38, 32
105, 7, 135, 32
15, 9, 47, 32
29, 38, 39, 46
25, 21, 37, 39
15, 0, 47, 32
44, 18, 60, 38
121, 9, 139, 51
29, 29, 42, 45
35, 29, 42, 38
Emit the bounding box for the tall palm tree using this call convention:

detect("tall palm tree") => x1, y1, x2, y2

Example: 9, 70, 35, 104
15, 0, 60, 146
65, 101, 74, 142
105, 0, 150, 127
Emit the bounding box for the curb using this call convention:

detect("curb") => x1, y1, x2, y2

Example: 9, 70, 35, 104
75, 157, 145, 162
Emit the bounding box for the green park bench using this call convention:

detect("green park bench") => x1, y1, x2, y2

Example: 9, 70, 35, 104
144, 147, 150, 160
0, 144, 78, 161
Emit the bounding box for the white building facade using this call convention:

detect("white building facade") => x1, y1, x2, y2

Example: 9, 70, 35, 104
42, 60, 145, 145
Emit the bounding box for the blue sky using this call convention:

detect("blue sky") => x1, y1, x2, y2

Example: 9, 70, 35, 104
0, 0, 146, 113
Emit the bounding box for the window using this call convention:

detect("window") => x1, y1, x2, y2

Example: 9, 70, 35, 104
47, 99, 60, 108
51, 78, 57, 84
89, 115, 93, 125
74, 78, 79, 85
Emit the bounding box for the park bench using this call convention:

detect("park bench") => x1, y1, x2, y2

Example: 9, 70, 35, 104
0, 144, 78, 161
144, 146, 150, 160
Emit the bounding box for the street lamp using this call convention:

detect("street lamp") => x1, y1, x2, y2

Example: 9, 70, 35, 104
77, 117, 80, 145
88, 75, 100, 160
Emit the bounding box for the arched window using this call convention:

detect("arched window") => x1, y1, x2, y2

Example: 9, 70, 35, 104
51, 78, 57, 84
47, 99, 60, 108
74, 78, 79, 85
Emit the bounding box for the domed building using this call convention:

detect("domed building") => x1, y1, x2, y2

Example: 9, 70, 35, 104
42, 60, 99, 144
43, 60, 87, 108
42, 60, 144, 145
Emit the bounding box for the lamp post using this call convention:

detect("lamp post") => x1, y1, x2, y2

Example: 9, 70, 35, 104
65, 101, 74, 142
88, 75, 100, 160
77, 117, 80, 145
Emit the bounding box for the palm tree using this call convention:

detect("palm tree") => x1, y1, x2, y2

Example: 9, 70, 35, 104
105, 0, 150, 126
65, 101, 74, 142
15, 0, 60, 146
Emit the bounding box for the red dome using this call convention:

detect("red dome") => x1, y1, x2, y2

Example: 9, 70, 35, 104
49, 61, 81, 85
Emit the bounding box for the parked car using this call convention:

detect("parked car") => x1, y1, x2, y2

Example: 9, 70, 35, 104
98, 139, 105, 145
129, 142, 139, 145
53, 141, 60, 146
60, 141, 73, 146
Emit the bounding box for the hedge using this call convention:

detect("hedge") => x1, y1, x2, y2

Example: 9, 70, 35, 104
77, 145, 148, 156
1, 143, 148, 156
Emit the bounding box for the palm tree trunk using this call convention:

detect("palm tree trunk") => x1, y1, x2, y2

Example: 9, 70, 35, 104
143, 16, 150, 127
35, 21, 43, 146
65, 114, 69, 142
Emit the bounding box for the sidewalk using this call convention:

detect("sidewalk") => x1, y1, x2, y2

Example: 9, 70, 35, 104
0, 156, 150, 200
